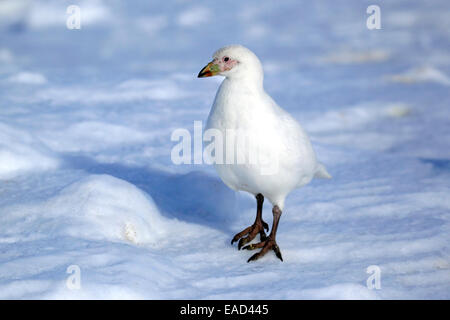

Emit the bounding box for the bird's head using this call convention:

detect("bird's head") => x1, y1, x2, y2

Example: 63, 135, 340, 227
198, 45, 263, 83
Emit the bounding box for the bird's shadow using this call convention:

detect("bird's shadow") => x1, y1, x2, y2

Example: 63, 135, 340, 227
62, 154, 243, 233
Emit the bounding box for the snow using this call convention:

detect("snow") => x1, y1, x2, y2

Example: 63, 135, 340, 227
0, 0, 449, 299
0, 123, 59, 179
36, 174, 169, 244
319, 50, 390, 64
176, 6, 211, 27
388, 66, 450, 85
8, 71, 47, 84
27, 0, 111, 29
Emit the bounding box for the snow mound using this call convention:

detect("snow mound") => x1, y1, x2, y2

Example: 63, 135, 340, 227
45, 174, 168, 245
0, 123, 59, 179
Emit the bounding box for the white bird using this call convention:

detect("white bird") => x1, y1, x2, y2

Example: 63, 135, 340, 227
198, 45, 331, 262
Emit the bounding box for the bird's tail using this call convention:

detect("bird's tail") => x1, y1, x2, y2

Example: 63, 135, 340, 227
314, 162, 332, 179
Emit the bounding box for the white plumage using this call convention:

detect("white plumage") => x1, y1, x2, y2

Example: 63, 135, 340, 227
203, 45, 330, 210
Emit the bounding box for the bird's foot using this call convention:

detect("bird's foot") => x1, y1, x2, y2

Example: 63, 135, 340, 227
231, 219, 269, 250
243, 237, 283, 262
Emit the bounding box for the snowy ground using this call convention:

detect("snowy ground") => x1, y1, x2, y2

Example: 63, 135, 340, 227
0, 0, 449, 299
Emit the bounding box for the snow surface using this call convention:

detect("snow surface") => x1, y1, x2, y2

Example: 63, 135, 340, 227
0, 0, 449, 299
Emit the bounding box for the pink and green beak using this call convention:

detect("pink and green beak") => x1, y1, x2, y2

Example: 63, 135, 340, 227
198, 61, 221, 78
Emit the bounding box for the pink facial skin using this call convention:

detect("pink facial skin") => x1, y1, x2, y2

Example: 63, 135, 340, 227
213, 56, 238, 72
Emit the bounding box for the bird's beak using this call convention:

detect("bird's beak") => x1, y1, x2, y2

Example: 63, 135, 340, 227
198, 61, 220, 78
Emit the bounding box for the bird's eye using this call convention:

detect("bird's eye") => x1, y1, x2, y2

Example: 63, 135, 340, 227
224, 57, 229, 62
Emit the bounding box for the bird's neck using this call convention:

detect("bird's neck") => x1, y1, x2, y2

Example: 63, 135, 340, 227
222, 75, 264, 94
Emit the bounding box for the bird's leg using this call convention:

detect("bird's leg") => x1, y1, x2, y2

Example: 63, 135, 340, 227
231, 193, 269, 250
244, 205, 283, 262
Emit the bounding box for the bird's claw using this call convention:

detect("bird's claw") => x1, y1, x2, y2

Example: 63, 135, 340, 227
246, 238, 283, 262
231, 219, 268, 249
231, 226, 251, 245
273, 244, 283, 261
238, 237, 249, 250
